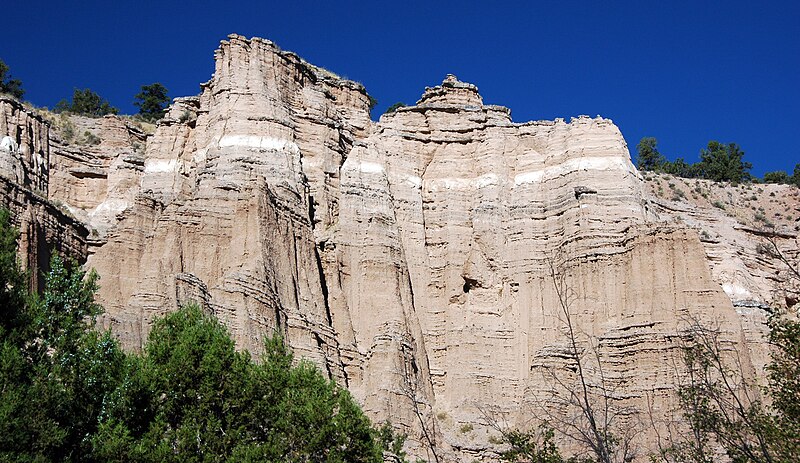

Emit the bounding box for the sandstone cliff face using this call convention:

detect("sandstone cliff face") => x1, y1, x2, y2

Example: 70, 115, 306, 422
84, 35, 372, 384
1, 96, 49, 194
0, 97, 88, 290
326, 77, 758, 459
640, 175, 799, 377
46, 113, 148, 236
19, 35, 789, 461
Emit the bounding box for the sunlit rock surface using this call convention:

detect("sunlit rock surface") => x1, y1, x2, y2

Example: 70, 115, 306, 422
3, 35, 797, 461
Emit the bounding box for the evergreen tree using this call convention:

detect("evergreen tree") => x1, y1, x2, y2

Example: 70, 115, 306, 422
695, 141, 752, 183
133, 83, 170, 121
384, 102, 406, 114
663, 157, 699, 178
0, 208, 394, 462
55, 88, 118, 117
763, 170, 791, 184
0, 59, 24, 100
636, 137, 667, 171
94, 306, 384, 462
0, 209, 28, 344
0, 248, 124, 462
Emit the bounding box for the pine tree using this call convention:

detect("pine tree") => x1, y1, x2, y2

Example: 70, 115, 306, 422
636, 137, 667, 171
695, 141, 752, 183
133, 83, 170, 121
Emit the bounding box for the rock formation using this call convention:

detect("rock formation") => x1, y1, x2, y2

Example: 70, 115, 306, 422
0, 96, 88, 290
3, 35, 797, 461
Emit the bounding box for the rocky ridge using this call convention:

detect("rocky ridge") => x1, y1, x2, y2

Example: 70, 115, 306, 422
1, 35, 796, 461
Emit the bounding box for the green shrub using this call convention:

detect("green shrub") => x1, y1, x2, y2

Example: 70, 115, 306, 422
82, 131, 101, 146
55, 88, 118, 117
764, 170, 791, 184
636, 137, 666, 171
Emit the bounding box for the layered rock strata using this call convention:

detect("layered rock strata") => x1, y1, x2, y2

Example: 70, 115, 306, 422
0, 97, 88, 290
47, 113, 148, 236
327, 80, 756, 459
86, 35, 372, 383
14, 35, 786, 461
1, 96, 49, 194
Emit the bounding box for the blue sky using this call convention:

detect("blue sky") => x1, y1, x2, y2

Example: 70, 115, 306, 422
1, 0, 797, 176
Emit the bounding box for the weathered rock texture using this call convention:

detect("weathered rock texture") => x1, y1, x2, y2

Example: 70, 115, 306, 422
84, 35, 373, 384
1, 96, 50, 194
0, 97, 88, 290
46, 113, 148, 235
9, 35, 796, 461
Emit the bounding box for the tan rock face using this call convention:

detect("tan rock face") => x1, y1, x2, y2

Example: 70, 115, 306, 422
12, 36, 783, 461
0, 96, 49, 194
46, 114, 148, 235
0, 98, 88, 290
85, 35, 373, 384
326, 78, 757, 459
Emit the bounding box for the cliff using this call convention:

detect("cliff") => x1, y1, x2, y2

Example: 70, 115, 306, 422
0, 96, 88, 290
2, 35, 796, 461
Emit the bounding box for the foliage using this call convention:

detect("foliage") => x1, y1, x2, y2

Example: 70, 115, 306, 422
764, 315, 800, 459
665, 231, 800, 463
133, 83, 170, 121
0, 209, 28, 345
762, 170, 791, 184
368, 95, 378, 112
496, 425, 580, 463
54, 88, 118, 117
636, 137, 666, 172
0, 59, 25, 100
0, 211, 389, 461
93, 305, 384, 462
663, 158, 699, 179
82, 131, 101, 146
636, 138, 762, 184
377, 421, 412, 463
663, 313, 800, 463
695, 141, 752, 183
385, 102, 407, 114
0, 225, 124, 463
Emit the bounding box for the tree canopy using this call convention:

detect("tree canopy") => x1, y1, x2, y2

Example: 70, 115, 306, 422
636, 137, 667, 172
763, 164, 800, 187
133, 83, 170, 121
0, 59, 24, 100
54, 88, 118, 117
636, 137, 771, 184
695, 141, 752, 183
0, 208, 398, 462
384, 102, 407, 114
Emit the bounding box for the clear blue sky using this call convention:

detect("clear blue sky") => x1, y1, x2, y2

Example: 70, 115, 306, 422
1, 0, 797, 176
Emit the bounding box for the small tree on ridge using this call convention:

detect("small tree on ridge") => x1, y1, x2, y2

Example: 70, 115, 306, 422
0, 59, 24, 100
133, 83, 170, 121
